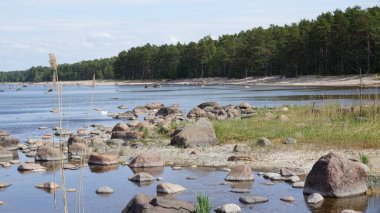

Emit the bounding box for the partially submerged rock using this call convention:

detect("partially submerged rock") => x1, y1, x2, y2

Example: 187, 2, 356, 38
239, 196, 268, 204
88, 153, 118, 165
214, 204, 241, 213
225, 165, 254, 182
17, 163, 46, 171
0, 135, 19, 150
35, 182, 59, 190
96, 186, 114, 194
129, 152, 164, 168
35, 145, 66, 161
157, 182, 186, 194
121, 193, 194, 213
304, 152, 368, 198
171, 118, 218, 148
128, 172, 155, 182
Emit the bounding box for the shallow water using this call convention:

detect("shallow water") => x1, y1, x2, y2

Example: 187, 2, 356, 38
0, 84, 380, 212
1, 154, 379, 213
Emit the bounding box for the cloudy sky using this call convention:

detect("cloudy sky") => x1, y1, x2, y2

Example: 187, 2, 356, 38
0, 0, 378, 71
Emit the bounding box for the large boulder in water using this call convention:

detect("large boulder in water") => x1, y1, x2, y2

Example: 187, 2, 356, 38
129, 152, 164, 168
121, 193, 195, 213
88, 153, 118, 165
0, 135, 19, 150
304, 152, 368, 198
170, 118, 218, 148
35, 145, 66, 161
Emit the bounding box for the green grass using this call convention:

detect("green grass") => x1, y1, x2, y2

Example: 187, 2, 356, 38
213, 105, 380, 149
195, 193, 211, 213
359, 153, 370, 165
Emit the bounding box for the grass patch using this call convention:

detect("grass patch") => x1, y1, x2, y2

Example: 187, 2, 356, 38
194, 193, 211, 213
359, 153, 370, 165
213, 105, 380, 149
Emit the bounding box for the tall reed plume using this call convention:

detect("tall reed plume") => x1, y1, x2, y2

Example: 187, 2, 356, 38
49, 53, 68, 213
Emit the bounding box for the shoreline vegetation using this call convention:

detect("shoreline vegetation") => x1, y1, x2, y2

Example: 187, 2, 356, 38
2, 74, 380, 87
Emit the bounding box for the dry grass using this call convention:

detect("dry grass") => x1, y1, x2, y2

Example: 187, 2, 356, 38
213, 105, 380, 149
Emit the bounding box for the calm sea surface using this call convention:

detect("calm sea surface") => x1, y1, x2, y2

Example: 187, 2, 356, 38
0, 83, 379, 213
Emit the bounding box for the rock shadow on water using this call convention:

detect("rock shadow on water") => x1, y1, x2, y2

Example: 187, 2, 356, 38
89, 164, 119, 173
304, 194, 369, 213
229, 181, 254, 190
129, 167, 164, 176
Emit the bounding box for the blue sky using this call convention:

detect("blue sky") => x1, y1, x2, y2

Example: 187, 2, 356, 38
0, 0, 378, 71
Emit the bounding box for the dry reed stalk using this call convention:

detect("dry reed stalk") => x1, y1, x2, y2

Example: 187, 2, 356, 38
49, 53, 68, 213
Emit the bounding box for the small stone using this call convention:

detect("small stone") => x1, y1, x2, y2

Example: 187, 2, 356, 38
157, 183, 186, 194
307, 193, 324, 204
128, 172, 155, 182
341, 210, 362, 213
263, 173, 281, 179
256, 137, 271, 147
17, 163, 45, 171
270, 176, 285, 181
233, 144, 251, 153
36, 182, 59, 189
220, 168, 231, 172
172, 166, 182, 170
239, 196, 268, 204
292, 181, 305, 188
283, 138, 297, 145
0, 201, 4, 206
63, 163, 77, 170
0, 183, 11, 188
225, 165, 254, 182
95, 186, 114, 194
214, 204, 241, 213
285, 175, 300, 183
261, 182, 274, 186
190, 165, 197, 168
230, 188, 250, 193
0, 162, 11, 168
66, 188, 77, 192
186, 176, 196, 180
9, 160, 21, 164
280, 196, 295, 203
156, 177, 163, 181
280, 168, 296, 176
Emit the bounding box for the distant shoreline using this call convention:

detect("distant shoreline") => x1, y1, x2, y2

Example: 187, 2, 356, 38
2, 74, 380, 87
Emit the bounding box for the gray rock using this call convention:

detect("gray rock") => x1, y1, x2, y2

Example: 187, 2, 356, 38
341, 210, 362, 213
157, 183, 186, 194
263, 173, 281, 179
129, 152, 164, 168
0, 146, 13, 159
128, 172, 155, 182
96, 186, 114, 194
256, 137, 271, 147
280, 196, 295, 203
292, 181, 305, 188
17, 163, 46, 171
0, 135, 19, 150
121, 194, 194, 213
280, 168, 296, 176
88, 153, 118, 165
214, 204, 241, 213
187, 107, 208, 119
112, 123, 129, 132
35, 182, 59, 189
170, 118, 218, 148
284, 137, 297, 145
233, 144, 251, 153
285, 175, 300, 183
35, 145, 66, 161
239, 196, 268, 204
304, 152, 368, 198
307, 193, 324, 204
230, 188, 250, 193
225, 165, 254, 182
0, 182, 11, 188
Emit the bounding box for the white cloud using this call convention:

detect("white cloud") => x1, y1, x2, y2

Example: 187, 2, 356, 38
90, 32, 113, 39
168, 35, 180, 44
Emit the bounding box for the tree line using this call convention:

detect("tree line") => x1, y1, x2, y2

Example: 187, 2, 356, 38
1, 6, 379, 82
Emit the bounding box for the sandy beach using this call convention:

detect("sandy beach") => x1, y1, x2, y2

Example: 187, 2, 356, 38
9, 74, 380, 87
